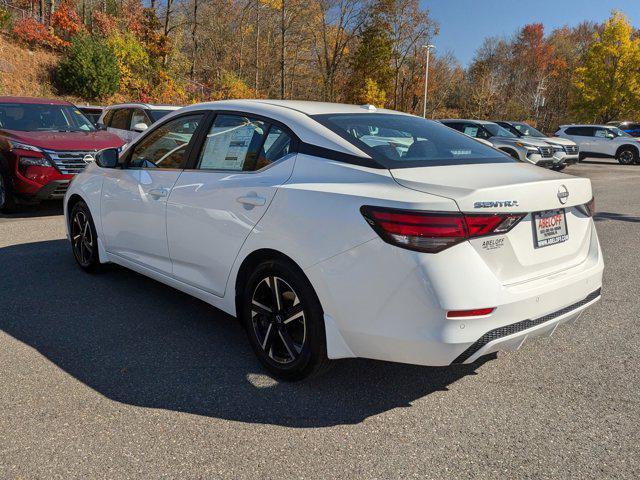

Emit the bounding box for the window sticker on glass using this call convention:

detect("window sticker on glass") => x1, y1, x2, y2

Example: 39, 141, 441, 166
463, 127, 479, 137
199, 116, 265, 171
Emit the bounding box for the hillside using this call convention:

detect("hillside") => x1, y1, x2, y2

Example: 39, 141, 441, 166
0, 33, 61, 98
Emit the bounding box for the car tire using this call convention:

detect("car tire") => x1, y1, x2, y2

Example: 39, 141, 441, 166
552, 164, 566, 171
0, 171, 17, 213
241, 258, 331, 381
70, 200, 102, 273
616, 146, 638, 165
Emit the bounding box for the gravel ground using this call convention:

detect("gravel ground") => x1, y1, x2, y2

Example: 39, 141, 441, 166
0, 158, 638, 479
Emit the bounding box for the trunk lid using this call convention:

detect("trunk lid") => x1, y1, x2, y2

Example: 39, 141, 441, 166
391, 163, 595, 285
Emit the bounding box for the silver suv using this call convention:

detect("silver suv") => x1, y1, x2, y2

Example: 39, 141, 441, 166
497, 121, 579, 170
440, 119, 556, 168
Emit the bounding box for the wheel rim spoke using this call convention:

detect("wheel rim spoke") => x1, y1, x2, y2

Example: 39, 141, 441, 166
283, 303, 304, 324
278, 328, 299, 359
251, 300, 272, 317
261, 323, 275, 351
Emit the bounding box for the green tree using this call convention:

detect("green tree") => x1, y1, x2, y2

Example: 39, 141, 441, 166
572, 11, 640, 122
348, 22, 393, 105
56, 34, 120, 100
107, 32, 152, 96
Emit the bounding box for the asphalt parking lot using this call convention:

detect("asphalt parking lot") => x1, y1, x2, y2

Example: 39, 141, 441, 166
1, 158, 639, 479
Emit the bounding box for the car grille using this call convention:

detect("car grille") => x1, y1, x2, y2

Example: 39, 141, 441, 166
451, 288, 602, 364
539, 146, 554, 158
51, 183, 70, 198
45, 150, 97, 175
563, 145, 579, 155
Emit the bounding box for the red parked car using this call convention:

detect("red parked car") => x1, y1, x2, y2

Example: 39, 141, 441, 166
0, 97, 124, 212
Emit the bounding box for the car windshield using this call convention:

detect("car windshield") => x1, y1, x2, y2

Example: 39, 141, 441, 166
313, 113, 514, 168
513, 122, 546, 138
483, 123, 518, 138
0, 103, 96, 132
149, 109, 177, 122
608, 127, 632, 137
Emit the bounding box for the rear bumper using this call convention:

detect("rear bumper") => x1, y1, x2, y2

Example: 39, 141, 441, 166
452, 288, 600, 364
306, 221, 604, 366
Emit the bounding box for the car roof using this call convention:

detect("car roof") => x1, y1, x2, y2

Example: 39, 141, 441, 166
559, 124, 613, 128
439, 118, 498, 125
0, 96, 73, 106
105, 103, 181, 110
193, 99, 409, 116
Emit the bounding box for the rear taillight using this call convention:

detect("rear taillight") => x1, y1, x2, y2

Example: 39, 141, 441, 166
576, 197, 595, 217
361, 206, 524, 253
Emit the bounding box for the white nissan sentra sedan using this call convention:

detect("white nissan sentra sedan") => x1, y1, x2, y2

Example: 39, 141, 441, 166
64, 100, 603, 380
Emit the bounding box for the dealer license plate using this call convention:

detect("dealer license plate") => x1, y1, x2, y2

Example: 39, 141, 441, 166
533, 209, 568, 248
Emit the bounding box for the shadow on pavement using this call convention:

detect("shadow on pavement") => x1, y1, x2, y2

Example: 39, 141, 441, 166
594, 212, 640, 223
0, 239, 490, 427
0, 201, 63, 219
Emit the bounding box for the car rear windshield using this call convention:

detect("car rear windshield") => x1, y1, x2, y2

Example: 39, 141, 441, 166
149, 109, 177, 122
312, 113, 514, 168
0, 103, 96, 132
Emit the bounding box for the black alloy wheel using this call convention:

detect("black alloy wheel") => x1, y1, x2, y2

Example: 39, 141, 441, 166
251, 276, 306, 364
70, 202, 100, 272
242, 259, 330, 381
617, 147, 637, 165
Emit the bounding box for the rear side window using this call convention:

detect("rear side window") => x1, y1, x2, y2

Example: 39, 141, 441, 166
110, 109, 130, 130
101, 109, 114, 126
197, 114, 267, 171
315, 114, 512, 168
565, 127, 593, 136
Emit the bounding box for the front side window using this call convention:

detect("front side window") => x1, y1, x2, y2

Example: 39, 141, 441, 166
110, 109, 130, 130
483, 123, 517, 138
130, 109, 150, 130
513, 122, 546, 138
594, 128, 613, 138
315, 114, 512, 168
197, 114, 267, 171
129, 114, 203, 169
0, 103, 95, 132
608, 127, 631, 137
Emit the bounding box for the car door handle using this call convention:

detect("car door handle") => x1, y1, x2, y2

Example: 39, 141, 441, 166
148, 188, 169, 198
237, 194, 266, 207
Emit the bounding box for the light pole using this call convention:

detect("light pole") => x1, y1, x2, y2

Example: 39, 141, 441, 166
422, 44, 435, 118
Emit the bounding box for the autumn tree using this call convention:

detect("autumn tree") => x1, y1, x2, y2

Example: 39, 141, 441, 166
346, 20, 393, 104
573, 11, 640, 122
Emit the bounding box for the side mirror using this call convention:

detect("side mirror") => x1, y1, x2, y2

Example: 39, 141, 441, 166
95, 148, 119, 169
132, 123, 148, 133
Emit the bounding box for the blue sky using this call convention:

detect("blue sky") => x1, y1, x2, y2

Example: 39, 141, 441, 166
424, 0, 640, 66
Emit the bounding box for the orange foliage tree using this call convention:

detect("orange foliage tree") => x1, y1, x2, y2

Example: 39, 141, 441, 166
51, 1, 85, 41
12, 17, 68, 50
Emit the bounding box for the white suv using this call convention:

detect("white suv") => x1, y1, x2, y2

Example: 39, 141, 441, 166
97, 103, 181, 143
556, 124, 640, 165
